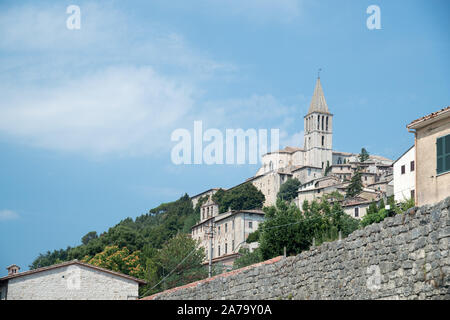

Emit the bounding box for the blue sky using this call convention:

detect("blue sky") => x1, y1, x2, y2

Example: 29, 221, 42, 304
0, 0, 449, 275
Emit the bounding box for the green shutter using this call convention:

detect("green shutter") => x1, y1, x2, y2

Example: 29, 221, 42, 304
437, 134, 450, 174
437, 136, 444, 174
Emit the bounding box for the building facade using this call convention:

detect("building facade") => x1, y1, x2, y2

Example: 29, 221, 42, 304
0, 260, 146, 300
407, 106, 450, 206
393, 145, 415, 202
191, 199, 264, 268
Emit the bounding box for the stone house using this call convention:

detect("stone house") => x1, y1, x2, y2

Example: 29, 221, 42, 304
0, 260, 146, 300
340, 197, 372, 219
191, 199, 264, 269
407, 106, 450, 206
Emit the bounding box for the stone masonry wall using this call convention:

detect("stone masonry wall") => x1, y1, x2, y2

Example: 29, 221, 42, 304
144, 197, 450, 300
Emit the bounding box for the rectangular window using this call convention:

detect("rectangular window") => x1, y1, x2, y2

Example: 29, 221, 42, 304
248, 221, 253, 229
401, 165, 405, 175
225, 223, 227, 233
410, 161, 415, 172
225, 243, 228, 254
218, 245, 220, 257
437, 134, 450, 174
354, 207, 359, 218
232, 240, 235, 251
411, 189, 415, 200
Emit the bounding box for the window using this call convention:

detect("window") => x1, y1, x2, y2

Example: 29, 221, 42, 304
232, 220, 234, 230
411, 189, 415, 200
232, 240, 235, 251
225, 243, 228, 254
401, 165, 405, 174
326, 117, 329, 131
218, 245, 221, 256
322, 136, 325, 146
225, 223, 227, 233
437, 134, 450, 174
354, 207, 359, 218
248, 221, 253, 229
218, 226, 220, 234
410, 161, 415, 172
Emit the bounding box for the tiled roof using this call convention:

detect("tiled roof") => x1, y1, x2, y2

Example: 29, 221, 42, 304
407, 106, 450, 129
141, 256, 283, 300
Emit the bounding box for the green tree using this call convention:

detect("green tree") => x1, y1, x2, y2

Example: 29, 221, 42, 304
359, 148, 370, 162
346, 171, 363, 198
212, 183, 265, 213
277, 178, 301, 202
152, 233, 207, 291
82, 245, 145, 279
324, 161, 331, 176
259, 199, 309, 260
81, 231, 98, 245
233, 248, 263, 269
246, 230, 260, 243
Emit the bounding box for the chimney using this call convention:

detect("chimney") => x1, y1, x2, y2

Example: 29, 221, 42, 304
7, 264, 20, 276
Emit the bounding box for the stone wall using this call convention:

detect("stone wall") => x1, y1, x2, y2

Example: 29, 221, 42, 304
4, 264, 139, 300
143, 197, 450, 300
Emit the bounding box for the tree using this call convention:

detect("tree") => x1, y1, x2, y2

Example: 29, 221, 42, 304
81, 231, 98, 245
277, 178, 301, 202
246, 230, 260, 243
324, 161, 331, 176
212, 183, 265, 213
233, 248, 263, 269
153, 233, 207, 291
359, 148, 370, 163
346, 171, 363, 198
259, 199, 309, 260
82, 245, 145, 279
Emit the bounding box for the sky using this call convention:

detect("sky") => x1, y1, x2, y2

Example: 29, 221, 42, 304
0, 0, 449, 276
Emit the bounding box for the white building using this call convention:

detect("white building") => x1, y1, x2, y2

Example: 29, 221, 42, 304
0, 260, 146, 300
393, 145, 415, 202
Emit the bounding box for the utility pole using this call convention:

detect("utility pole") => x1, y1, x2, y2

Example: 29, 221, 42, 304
207, 222, 214, 278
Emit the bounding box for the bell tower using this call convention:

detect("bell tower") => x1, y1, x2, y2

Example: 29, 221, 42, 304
303, 76, 333, 171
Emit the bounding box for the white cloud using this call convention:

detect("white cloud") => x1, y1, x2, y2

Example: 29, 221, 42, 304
280, 130, 304, 148
0, 66, 194, 156
0, 210, 20, 221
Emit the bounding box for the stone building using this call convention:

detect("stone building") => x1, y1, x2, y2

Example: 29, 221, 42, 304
0, 260, 146, 300
251, 77, 393, 207
191, 198, 264, 268
192, 76, 393, 212
340, 196, 372, 219
407, 106, 450, 206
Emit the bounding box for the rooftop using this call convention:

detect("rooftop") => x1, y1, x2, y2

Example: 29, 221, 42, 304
407, 106, 450, 130
0, 260, 147, 285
